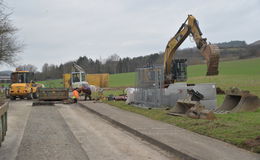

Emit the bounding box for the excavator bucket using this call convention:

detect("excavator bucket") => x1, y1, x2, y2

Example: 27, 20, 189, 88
216, 88, 260, 113
169, 100, 216, 120
169, 89, 204, 114
202, 44, 220, 76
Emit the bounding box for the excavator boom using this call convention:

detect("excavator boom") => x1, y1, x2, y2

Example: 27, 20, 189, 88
164, 15, 219, 85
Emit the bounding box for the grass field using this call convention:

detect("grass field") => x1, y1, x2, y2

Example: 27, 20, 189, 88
109, 72, 136, 87
107, 58, 260, 92
187, 58, 260, 97
37, 79, 63, 88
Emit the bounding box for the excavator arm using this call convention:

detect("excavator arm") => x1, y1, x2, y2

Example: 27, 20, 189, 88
164, 15, 219, 85
72, 62, 86, 73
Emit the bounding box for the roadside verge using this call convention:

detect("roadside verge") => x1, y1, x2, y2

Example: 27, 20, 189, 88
78, 101, 260, 160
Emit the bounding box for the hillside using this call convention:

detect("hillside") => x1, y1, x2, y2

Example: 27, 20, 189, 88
108, 58, 260, 94
28, 40, 260, 81
250, 40, 260, 46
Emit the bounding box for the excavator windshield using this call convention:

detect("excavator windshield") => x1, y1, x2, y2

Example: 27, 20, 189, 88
11, 72, 34, 83
71, 72, 85, 83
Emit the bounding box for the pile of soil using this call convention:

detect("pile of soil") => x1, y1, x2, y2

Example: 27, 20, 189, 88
216, 87, 225, 95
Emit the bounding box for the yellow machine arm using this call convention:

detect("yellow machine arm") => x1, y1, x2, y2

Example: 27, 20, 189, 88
164, 15, 219, 84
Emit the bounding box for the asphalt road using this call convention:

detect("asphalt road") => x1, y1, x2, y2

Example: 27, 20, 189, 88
0, 101, 173, 160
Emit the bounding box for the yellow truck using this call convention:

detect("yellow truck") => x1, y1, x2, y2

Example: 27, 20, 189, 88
8, 70, 40, 100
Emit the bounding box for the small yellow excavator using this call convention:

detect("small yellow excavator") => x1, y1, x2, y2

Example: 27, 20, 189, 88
63, 62, 88, 90
164, 15, 220, 86
8, 70, 41, 100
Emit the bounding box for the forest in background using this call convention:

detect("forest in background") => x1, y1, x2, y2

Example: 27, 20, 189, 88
1, 40, 260, 81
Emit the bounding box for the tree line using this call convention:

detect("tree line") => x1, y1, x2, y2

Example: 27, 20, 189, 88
33, 53, 164, 80
32, 40, 260, 81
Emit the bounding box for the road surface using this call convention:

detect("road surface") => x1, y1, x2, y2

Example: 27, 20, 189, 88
0, 101, 174, 160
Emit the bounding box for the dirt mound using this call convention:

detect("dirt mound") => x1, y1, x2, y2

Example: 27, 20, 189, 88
244, 136, 260, 153
216, 87, 225, 95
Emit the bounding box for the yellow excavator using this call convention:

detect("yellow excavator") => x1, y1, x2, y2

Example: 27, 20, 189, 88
164, 15, 220, 86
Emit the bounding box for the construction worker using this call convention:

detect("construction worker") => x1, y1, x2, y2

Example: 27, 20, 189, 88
72, 88, 80, 103
82, 84, 92, 101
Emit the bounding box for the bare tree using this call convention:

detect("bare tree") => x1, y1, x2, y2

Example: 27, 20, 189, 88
106, 53, 120, 62
105, 54, 120, 74
0, 1, 22, 65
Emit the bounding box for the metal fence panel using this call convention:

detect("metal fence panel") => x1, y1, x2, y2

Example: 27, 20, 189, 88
134, 66, 217, 109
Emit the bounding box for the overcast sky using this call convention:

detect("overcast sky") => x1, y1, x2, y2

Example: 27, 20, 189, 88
1, 0, 260, 71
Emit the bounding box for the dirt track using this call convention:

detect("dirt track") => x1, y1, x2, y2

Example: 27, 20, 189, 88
0, 101, 173, 160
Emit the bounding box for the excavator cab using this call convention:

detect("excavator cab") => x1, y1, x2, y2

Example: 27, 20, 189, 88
11, 71, 34, 83
71, 72, 86, 84
171, 59, 187, 82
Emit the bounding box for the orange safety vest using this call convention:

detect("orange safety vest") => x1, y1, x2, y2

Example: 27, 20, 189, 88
72, 90, 79, 99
